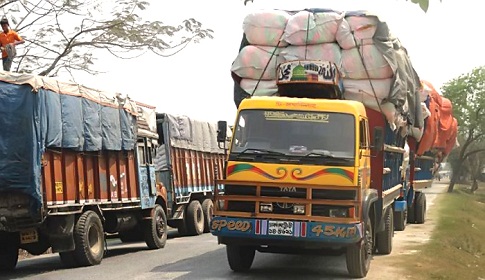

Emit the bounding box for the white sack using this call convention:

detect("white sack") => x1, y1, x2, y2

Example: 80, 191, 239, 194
342, 45, 393, 79
240, 79, 278, 96
280, 43, 342, 66
284, 10, 343, 45
343, 78, 392, 101
243, 9, 291, 47
231, 45, 286, 80
337, 16, 378, 49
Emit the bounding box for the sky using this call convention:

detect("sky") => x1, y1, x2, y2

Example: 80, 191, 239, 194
69, 0, 485, 124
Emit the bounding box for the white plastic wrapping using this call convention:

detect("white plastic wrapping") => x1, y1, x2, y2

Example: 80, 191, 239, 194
231, 45, 286, 80
283, 10, 344, 45
243, 9, 291, 47
240, 79, 278, 96
342, 45, 393, 79
336, 16, 379, 49
280, 43, 342, 67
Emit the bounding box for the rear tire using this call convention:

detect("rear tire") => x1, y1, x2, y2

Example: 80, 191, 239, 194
143, 205, 168, 249
202, 199, 214, 233
73, 211, 105, 266
346, 216, 373, 278
226, 245, 255, 272
394, 208, 407, 231
59, 251, 78, 268
415, 192, 426, 224
376, 208, 393, 255
0, 233, 19, 271
186, 200, 204, 236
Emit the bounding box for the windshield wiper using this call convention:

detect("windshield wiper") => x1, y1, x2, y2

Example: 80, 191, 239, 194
237, 148, 286, 156
303, 150, 335, 158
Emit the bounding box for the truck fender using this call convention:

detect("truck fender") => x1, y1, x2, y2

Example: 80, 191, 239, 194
362, 188, 379, 235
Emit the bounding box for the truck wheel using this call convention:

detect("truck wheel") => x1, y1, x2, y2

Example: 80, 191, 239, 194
201, 199, 214, 233
73, 211, 105, 266
394, 208, 407, 231
376, 208, 393, 255
226, 245, 255, 272
0, 233, 19, 271
414, 192, 426, 224
186, 200, 204, 236
407, 203, 416, 224
144, 205, 168, 249
346, 216, 373, 278
59, 251, 78, 268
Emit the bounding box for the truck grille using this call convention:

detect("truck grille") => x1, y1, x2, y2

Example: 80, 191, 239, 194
219, 183, 359, 221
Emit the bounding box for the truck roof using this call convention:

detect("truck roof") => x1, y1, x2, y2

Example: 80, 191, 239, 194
238, 96, 368, 117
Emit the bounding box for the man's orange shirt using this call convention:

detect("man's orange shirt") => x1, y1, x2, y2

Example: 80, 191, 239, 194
0, 30, 22, 58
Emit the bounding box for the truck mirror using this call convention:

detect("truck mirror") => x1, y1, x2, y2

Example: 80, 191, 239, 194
217, 121, 227, 143
372, 126, 384, 151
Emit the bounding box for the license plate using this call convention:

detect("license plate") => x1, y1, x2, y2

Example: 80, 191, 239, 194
20, 229, 38, 244
268, 220, 294, 236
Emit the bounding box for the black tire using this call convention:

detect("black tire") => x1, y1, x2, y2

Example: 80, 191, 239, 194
144, 205, 168, 249
0, 233, 19, 271
226, 245, 255, 272
376, 208, 393, 255
394, 208, 407, 231
346, 216, 373, 278
407, 203, 416, 224
73, 211, 105, 266
59, 251, 78, 268
415, 192, 426, 224
201, 199, 214, 233
186, 200, 204, 236
119, 227, 144, 243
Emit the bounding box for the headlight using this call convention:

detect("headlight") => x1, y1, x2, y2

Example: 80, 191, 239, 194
293, 204, 305, 215
260, 202, 273, 213
329, 208, 348, 218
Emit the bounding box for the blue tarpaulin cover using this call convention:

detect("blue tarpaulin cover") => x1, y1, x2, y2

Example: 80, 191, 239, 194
0, 72, 139, 211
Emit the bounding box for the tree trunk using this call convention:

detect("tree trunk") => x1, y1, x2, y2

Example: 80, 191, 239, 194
471, 179, 479, 193
448, 171, 458, 192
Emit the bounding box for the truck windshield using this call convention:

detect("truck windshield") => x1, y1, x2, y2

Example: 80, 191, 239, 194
230, 109, 356, 162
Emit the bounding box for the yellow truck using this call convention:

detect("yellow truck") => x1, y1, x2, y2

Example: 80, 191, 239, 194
212, 60, 408, 278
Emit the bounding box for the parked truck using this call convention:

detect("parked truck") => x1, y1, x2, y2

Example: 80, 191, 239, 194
210, 8, 456, 278
0, 72, 223, 271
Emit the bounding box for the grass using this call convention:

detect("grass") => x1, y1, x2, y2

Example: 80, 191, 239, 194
397, 183, 485, 280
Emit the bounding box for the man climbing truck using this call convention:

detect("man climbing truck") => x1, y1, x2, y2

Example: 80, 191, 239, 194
212, 60, 407, 278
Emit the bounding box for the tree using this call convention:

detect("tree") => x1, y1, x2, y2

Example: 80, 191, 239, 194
442, 66, 485, 192
0, 0, 213, 76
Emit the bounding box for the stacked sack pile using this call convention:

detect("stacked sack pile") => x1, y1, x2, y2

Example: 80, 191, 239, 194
231, 8, 422, 138
416, 81, 458, 160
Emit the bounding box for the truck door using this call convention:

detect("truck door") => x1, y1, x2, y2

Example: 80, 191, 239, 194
136, 137, 157, 209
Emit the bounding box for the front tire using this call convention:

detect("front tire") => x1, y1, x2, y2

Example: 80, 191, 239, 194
73, 211, 105, 266
144, 205, 168, 249
186, 200, 204, 236
394, 208, 407, 231
226, 245, 255, 272
346, 216, 373, 278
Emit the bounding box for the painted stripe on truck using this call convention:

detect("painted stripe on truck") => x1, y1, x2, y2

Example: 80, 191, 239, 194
211, 217, 362, 243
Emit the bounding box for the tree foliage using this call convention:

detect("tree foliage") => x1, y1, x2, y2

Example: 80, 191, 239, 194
0, 0, 213, 76
441, 66, 485, 192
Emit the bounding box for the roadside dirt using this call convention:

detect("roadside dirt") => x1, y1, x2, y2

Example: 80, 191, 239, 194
365, 181, 449, 279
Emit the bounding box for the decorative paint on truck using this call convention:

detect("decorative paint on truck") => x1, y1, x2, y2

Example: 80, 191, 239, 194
227, 163, 355, 183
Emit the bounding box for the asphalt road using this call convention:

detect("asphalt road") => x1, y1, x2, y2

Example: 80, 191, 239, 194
3, 182, 448, 280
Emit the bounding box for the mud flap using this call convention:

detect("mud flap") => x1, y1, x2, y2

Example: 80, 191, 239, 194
47, 215, 75, 252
